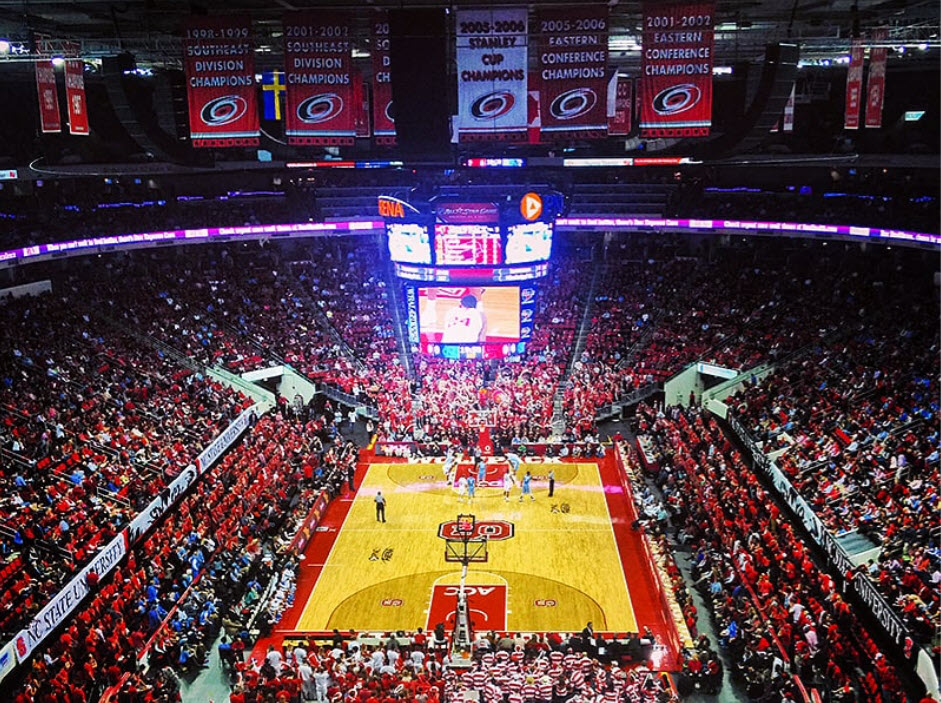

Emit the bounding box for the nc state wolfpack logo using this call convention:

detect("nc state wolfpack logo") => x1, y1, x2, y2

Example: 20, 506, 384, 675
438, 520, 514, 541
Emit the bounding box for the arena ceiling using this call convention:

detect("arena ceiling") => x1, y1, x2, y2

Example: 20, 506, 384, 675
0, 0, 936, 71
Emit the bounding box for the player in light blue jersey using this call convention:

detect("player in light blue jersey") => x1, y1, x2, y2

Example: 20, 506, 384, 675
519, 470, 534, 502
467, 476, 476, 504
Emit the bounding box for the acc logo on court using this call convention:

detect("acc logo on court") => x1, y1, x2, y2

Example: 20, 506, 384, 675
297, 93, 344, 124
534, 599, 557, 607
652, 84, 701, 116
380, 598, 403, 607
438, 520, 514, 542
200, 95, 248, 126
471, 91, 515, 120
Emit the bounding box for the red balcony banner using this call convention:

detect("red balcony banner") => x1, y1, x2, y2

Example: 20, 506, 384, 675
182, 15, 259, 148
64, 60, 90, 136
844, 38, 864, 130
35, 60, 61, 134
864, 30, 888, 129
536, 5, 609, 140
608, 75, 633, 135
371, 13, 395, 144
640, 1, 715, 137
284, 11, 355, 146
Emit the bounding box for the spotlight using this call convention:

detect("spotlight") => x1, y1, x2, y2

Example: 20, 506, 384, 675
51, 56, 65, 67
0, 40, 10, 53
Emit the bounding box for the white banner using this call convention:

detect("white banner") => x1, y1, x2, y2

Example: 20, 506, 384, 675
15, 531, 127, 662
196, 405, 258, 474
0, 640, 15, 685
456, 7, 529, 140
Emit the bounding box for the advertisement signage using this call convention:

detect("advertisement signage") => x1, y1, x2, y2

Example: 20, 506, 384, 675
182, 15, 259, 147
640, 1, 715, 137
284, 12, 355, 145
456, 7, 529, 141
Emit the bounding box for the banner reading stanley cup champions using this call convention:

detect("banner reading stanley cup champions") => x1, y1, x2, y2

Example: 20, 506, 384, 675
640, 1, 715, 137
456, 8, 529, 142
182, 16, 259, 148
284, 12, 355, 145
536, 5, 609, 139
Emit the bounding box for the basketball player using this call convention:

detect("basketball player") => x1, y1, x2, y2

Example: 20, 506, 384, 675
502, 469, 515, 502
443, 447, 458, 483
477, 457, 487, 486
506, 450, 521, 476
519, 470, 534, 502
441, 292, 487, 344
467, 475, 476, 504
458, 475, 468, 503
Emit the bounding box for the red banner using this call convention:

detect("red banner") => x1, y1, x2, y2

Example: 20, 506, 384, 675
536, 5, 609, 139
865, 30, 888, 128
608, 75, 633, 135
353, 69, 369, 138
284, 11, 354, 145
182, 16, 259, 148
640, 2, 715, 137
844, 39, 864, 130
371, 13, 395, 144
35, 60, 61, 134
64, 60, 90, 136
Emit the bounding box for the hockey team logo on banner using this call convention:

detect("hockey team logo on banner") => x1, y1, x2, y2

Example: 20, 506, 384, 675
64, 60, 89, 136
640, 1, 715, 137
865, 29, 888, 129
456, 8, 528, 142
536, 5, 609, 138
182, 16, 259, 148
284, 12, 354, 145
34, 59, 61, 134
844, 38, 864, 130
371, 13, 395, 144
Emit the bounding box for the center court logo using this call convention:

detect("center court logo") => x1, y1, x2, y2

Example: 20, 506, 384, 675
471, 90, 515, 120
297, 93, 344, 124
549, 88, 596, 120
438, 520, 514, 541
652, 83, 701, 116
200, 95, 248, 126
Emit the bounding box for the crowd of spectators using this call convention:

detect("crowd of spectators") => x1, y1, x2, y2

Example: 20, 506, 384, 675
636, 405, 909, 702
730, 304, 939, 643
0, 288, 248, 640
8, 411, 354, 703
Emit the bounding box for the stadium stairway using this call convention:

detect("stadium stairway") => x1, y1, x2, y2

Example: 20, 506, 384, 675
551, 249, 602, 434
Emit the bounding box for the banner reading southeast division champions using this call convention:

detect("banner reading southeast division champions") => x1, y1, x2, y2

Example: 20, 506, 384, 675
183, 16, 259, 148
456, 8, 529, 142
284, 12, 355, 145
536, 5, 609, 139
640, 1, 715, 137
371, 13, 395, 144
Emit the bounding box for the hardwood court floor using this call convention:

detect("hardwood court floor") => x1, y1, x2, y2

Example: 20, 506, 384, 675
293, 461, 637, 634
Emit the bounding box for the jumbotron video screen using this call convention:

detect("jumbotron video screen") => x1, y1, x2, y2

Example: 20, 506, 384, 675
417, 286, 521, 346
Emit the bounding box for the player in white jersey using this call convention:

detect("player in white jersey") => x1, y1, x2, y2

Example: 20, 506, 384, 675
441, 293, 487, 344
457, 475, 468, 502
502, 470, 515, 502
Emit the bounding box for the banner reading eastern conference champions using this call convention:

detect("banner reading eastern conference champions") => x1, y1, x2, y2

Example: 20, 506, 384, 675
183, 16, 259, 148
456, 8, 529, 141
640, 1, 715, 137
536, 5, 610, 138
284, 12, 355, 145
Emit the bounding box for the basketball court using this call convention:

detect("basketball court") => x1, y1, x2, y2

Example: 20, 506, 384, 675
277, 454, 678, 650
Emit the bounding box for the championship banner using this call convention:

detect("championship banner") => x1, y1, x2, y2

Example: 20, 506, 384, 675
456, 7, 529, 142
608, 75, 633, 135
536, 5, 609, 139
844, 38, 864, 129
865, 30, 888, 128
182, 15, 259, 147
353, 69, 370, 138
371, 13, 395, 144
284, 11, 355, 145
64, 60, 89, 135
640, 1, 715, 137
771, 83, 795, 133
35, 60, 61, 134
